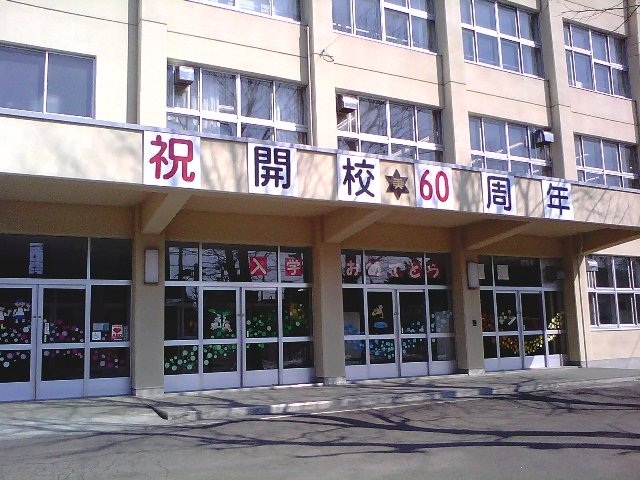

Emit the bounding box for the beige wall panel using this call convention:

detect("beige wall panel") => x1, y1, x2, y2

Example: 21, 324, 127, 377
0, 1, 133, 122
0, 117, 141, 183
476, 235, 564, 257
298, 152, 337, 200
169, 1, 305, 56
167, 33, 305, 83
588, 330, 640, 361
166, 3, 305, 82
466, 64, 548, 122
201, 140, 248, 193
380, 162, 415, 207
573, 186, 640, 227
166, 211, 314, 245
342, 224, 451, 252
453, 169, 483, 213
570, 91, 635, 141
0, 201, 133, 238
5, 0, 132, 21
333, 42, 440, 106
559, 0, 627, 33
516, 177, 544, 218
597, 238, 640, 256
332, 37, 439, 83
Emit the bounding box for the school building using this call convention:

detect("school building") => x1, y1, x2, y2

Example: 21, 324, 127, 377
1, 0, 640, 401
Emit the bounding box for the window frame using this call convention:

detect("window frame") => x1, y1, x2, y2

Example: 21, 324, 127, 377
337, 93, 443, 162
460, 0, 543, 78
564, 22, 630, 98
332, 0, 438, 53
469, 116, 552, 176
574, 134, 639, 189
166, 64, 308, 144
0, 44, 96, 118
588, 255, 640, 329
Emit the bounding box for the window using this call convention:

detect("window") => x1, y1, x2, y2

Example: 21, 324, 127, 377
201, 0, 300, 21
337, 94, 442, 161
564, 23, 629, 97
332, 0, 437, 52
589, 255, 640, 328
574, 135, 638, 188
461, 0, 542, 77
469, 116, 551, 176
167, 65, 307, 144
0, 45, 94, 117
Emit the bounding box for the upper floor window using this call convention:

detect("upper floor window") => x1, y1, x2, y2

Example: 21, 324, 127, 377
588, 255, 640, 329
202, 0, 300, 21
564, 23, 630, 97
469, 116, 551, 176
332, 0, 437, 52
337, 94, 442, 162
461, 0, 543, 77
574, 135, 638, 189
167, 65, 307, 144
0, 45, 94, 117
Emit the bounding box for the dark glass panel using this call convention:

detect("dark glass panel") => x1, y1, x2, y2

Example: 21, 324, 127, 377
164, 345, 199, 375
283, 341, 313, 369
0, 350, 30, 383
343, 289, 365, 335
203, 344, 237, 373
164, 287, 198, 340
41, 348, 83, 380
90, 238, 131, 280
246, 342, 278, 370
90, 286, 130, 342
283, 288, 312, 337
90, 347, 129, 378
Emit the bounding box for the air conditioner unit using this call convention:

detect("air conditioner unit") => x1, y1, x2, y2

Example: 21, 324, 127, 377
337, 94, 358, 114
586, 259, 599, 272
534, 129, 555, 146
174, 66, 195, 86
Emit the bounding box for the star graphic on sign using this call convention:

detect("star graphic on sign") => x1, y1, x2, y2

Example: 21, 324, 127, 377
385, 169, 409, 200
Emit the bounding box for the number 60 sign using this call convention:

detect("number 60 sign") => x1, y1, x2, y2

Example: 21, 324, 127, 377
414, 164, 455, 210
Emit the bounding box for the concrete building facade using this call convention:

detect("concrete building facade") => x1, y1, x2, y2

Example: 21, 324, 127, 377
1, 0, 640, 401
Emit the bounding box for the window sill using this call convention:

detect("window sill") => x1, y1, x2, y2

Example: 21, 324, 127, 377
568, 85, 631, 101
463, 60, 544, 81
591, 326, 640, 331
331, 30, 438, 56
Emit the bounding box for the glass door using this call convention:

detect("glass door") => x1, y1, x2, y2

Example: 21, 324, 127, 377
0, 286, 36, 401
243, 288, 279, 387
493, 291, 522, 371
520, 292, 546, 368
202, 289, 240, 389
36, 286, 86, 399
366, 290, 397, 379
398, 291, 429, 377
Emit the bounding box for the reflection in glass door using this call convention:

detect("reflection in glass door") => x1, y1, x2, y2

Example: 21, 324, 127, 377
398, 291, 428, 377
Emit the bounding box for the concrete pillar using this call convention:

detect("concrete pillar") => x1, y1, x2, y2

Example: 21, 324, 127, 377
539, 1, 577, 180
450, 230, 485, 374
311, 219, 346, 384
137, 0, 167, 127
563, 237, 590, 367
131, 230, 165, 397
435, 0, 471, 165
303, 0, 339, 148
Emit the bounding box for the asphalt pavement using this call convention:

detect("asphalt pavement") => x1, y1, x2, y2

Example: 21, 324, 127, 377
0, 367, 638, 439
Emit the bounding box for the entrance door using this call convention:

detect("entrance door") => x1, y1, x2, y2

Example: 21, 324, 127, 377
37, 286, 87, 399
366, 290, 397, 379
167, 286, 313, 393
0, 285, 86, 401
0, 286, 36, 401
483, 291, 546, 371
